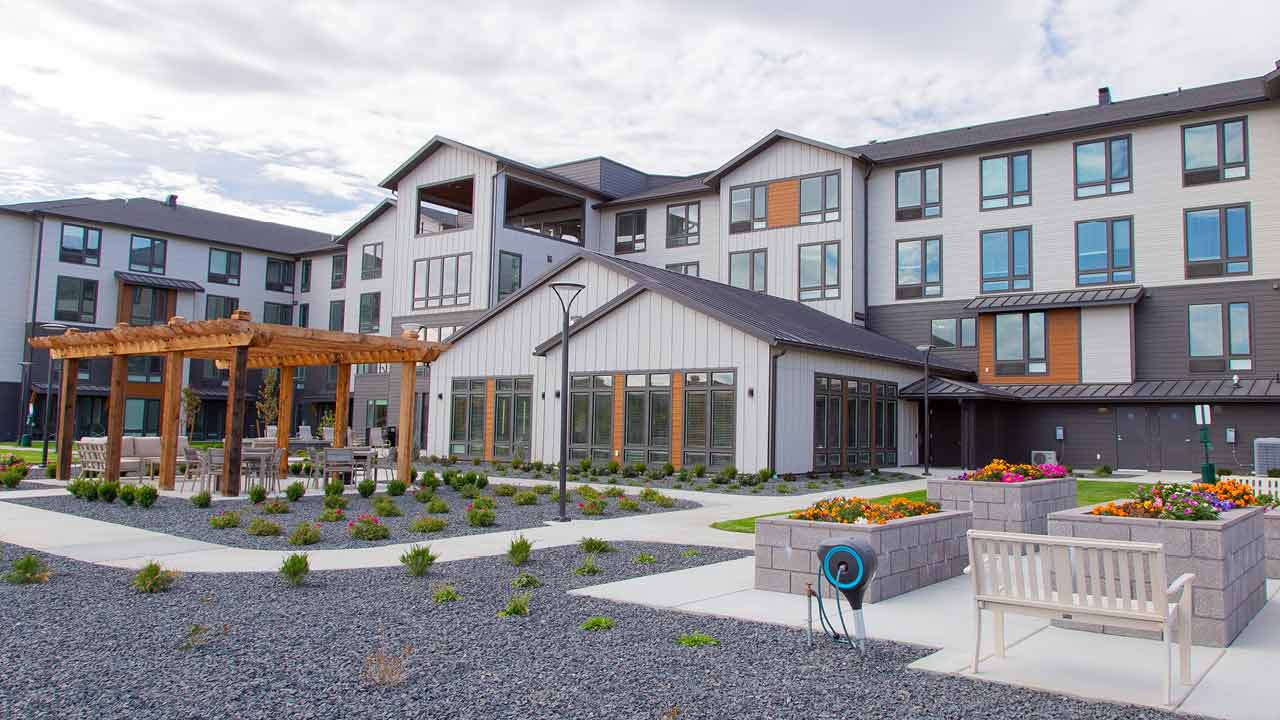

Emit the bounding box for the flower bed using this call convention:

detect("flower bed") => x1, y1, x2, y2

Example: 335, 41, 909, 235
788, 495, 939, 525
928, 459, 1075, 534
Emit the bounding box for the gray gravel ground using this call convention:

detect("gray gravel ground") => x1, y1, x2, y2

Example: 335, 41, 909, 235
0, 541, 1192, 720
0, 481, 48, 491
5, 483, 698, 550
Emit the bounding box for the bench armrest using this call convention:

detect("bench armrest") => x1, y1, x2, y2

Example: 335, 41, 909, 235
1166, 572, 1195, 601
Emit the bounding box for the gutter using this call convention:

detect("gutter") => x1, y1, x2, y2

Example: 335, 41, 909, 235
767, 347, 786, 473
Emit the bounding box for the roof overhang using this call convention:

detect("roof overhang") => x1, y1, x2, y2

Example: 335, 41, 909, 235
378, 135, 608, 199
702, 130, 870, 186
964, 286, 1143, 314
900, 376, 1022, 401
114, 270, 204, 292
334, 198, 395, 245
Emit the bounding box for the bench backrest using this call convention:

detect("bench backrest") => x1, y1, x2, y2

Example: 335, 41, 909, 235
968, 530, 1167, 618
1235, 475, 1280, 498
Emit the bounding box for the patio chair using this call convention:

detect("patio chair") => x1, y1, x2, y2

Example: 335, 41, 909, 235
367, 446, 398, 485
182, 447, 214, 494
75, 440, 105, 480
368, 426, 385, 448
321, 447, 357, 485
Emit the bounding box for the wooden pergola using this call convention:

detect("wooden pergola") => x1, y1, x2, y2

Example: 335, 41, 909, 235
30, 310, 447, 495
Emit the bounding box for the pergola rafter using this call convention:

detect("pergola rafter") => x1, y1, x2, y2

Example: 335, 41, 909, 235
30, 310, 447, 496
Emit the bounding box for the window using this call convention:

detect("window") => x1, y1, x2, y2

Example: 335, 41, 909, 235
54, 276, 97, 323
569, 374, 615, 463
412, 253, 472, 309
614, 210, 646, 253
207, 248, 241, 285
895, 165, 941, 221
420, 325, 461, 342
665, 262, 699, 277
798, 242, 839, 301
961, 318, 977, 348
205, 294, 238, 320
1183, 118, 1248, 185
622, 373, 672, 465
1188, 303, 1251, 372
358, 292, 380, 333
361, 243, 383, 280
127, 286, 166, 326
263, 301, 293, 325
980, 227, 1032, 292
1185, 205, 1250, 278
330, 254, 346, 289
980, 152, 1031, 209
365, 399, 388, 429
896, 237, 942, 299
812, 375, 898, 470
666, 201, 700, 246
266, 258, 295, 292
492, 377, 533, 460
1074, 136, 1131, 198
994, 312, 1047, 375
448, 380, 485, 457
127, 356, 163, 383
728, 249, 766, 292
300, 259, 311, 292
683, 371, 736, 469
123, 398, 160, 436
297, 303, 309, 328
729, 184, 767, 233
497, 251, 522, 303
503, 176, 583, 243
59, 224, 100, 265
1075, 217, 1134, 286
930, 319, 957, 349
417, 177, 475, 235
327, 300, 345, 331
129, 235, 166, 274
799, 172, 840, 223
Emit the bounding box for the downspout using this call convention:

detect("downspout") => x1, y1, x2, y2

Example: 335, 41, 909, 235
767, 347, 787, 473
21, 215, 44, 438
861, 162, 873, 326
489, 170, 500, 309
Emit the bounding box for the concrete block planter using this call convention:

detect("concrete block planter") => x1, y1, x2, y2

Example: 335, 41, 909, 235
1047, 505, 1267, 647
1266, 510, 1280, 579
928, 475, 1076, 534
754, 510, 971, 603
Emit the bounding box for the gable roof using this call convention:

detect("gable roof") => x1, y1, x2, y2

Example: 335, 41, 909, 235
702, 130, 869, 186
0, 197, 336, 255
377, 135, 609, 198
333, 198, 394, 245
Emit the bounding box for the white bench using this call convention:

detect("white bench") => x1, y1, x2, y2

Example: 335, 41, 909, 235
967, 529, 1195, 706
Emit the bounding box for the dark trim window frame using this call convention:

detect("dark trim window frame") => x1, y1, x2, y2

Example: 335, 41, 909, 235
622, 372, 673, 466
416, 175, 475, 236
205, 294, 239, 320
412, 252, 473, 309
961, 317, 977, 348
263, 301, 293, 326
798, 241, 839, 301
1074, 135, 1132, 198
127, 285, 166, 326
1188, 302, 1252, 372
1075, 216, 1134, 286
297, 302, 310, 328
328, 300, 345, 331
207, 248, 242, 286
497, 250, 522, 303
614, 209, 647, 254
928, 318, 975, 349
1182, 117, 1248, 185
491, 377, 533, 460
895, 164, 942, 221
1184, 204, 1251, 279
895, 236, 942, 299
799, 172, 840, 224
330, 254, 346, 289
299, 258, 311, 292
128, 235, 166, 274
979, 151, 1031, 210
980, 226, 1033, 293
265, 258, 295, 293
59, 223, 101, 266
993, 311, 1047, 375
361, 242, 383, 280
665, 261, 699, 277
728, 248, 767, 292
569, 374, 616, 463
54, 276, 97, 323
358, 292, 380, 334
728, 183, 768, 233
665, 201, 700, 247
812, 374, 897, 470
683, 370, 736, 470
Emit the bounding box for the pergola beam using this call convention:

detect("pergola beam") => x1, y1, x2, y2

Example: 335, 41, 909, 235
277, 367, 294, 476
221, 345, 249, 497
157, 350, 183, 490
55, 357, 78, 482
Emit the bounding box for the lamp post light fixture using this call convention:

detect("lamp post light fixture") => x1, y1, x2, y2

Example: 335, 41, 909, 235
550, 281, 585, 522
39, 322, 68, 467
915, 344, 935, 477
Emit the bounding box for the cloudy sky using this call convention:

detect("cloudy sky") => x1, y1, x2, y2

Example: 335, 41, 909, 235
0, 0, 1276, 234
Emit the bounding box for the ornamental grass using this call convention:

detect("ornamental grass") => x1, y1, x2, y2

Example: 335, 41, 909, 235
789, 495, 940, 525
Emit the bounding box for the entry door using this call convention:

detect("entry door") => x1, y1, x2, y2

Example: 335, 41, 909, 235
1115, 407, 1150, 470
1156, 406, 1196, 471
926, 401, 963, 468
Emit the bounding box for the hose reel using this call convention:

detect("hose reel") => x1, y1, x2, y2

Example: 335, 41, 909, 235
807, 537, 878, 652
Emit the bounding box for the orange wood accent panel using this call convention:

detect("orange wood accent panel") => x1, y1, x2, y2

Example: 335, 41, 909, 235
977, 308, 1081, 385
611, 373, 624, 460
670, 372, 684, 470
766, 179, 800, 228
482, 378, 495, 462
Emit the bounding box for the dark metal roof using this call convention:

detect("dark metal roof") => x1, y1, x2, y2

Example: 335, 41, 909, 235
703, 130, 868, 185
333, 198, 393, 246
851, 73, 1279, 163
964, 286, 1143, 313
1, 197, 337, 255
900, 377, 1021, 401
541, 156, 659, 198
598, 173, 717, 208
114, 271, 204, 292
999, 379, 1279, 402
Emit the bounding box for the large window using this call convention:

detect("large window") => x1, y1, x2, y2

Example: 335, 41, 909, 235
59, 224, 100, 265
570, 374, 615, 463
1183, 118, 1248, 185
798, 242, 839, 301
361, 243, 383, 280
623, 373, 672, 465
666, 201, 700, 247
365, 399, 388, 429
299, 258, 311, 292
980, 152, 1031, 210
358, 292, 380, 333
449, 378, 486, 458
799, 172, 840, 224
129, 235, 166, 274
492, 377, 533, 460
297, 303, 309, 328
980, 227, 1032, 293
994, 311, 1046, 375
420, 325, 461, 342
728, 249, 766, 292
665, 262, 699, 277
1074, 135, 1131, 198
54, 276, 97, 323
895, 165, 941, 221
497, 251, 522, 303
127, 286, 166, 326
266, 258, 295, 292
206, 294, 238, 320
1185, 204, 1250, 278
1188, 303, 1251, 372
124, 398, 161, 436
614, 210, 646, 254
207, 248, 241, 285
417, 177, 475, 235
412, 253, 473, 309
331, 254, 346, 289
328, 300, 344, 331
813, 375, 897, 470
683, 371, 736, 470
127, 356, 163, 383
896, 237, 941, 299
1076, 217, 1134, 286
729, 184, 767, 233
263, 301, 293, 325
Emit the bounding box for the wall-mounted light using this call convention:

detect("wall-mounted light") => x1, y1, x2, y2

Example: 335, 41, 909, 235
436, 393, 443, 400
747, 387, 754, 398
1232, 374, 1241, 388
554, 390, 560, 399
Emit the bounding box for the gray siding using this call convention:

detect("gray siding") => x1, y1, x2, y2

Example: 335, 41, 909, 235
866, 299, 978, 371
1134, 279, 1280, 381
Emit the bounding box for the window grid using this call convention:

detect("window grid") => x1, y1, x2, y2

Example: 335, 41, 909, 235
728, 249, 767, 293
614, 210, 646, 254
1182, 117, 1248, 185
129, 235, 166, 274
569, 374, 615, 463
1074, 135, 1132, 198
895, 237, 942, 299
665, 262, 699, 277
497, 251, 522, 303
328, 300, 345, 331
799, 172, 840, 224
980, 227, 1033, 293
666, 201, 700, 247
300, 258, 311, 292
205, 294, 238, 320
728, 183, 768, 233
1075, 216, 1134, 286
207, 248, 242, 286
1188, 303, 1252, 372
411, 252, 473, 309
54, 276, 97, 323
798, 241, 839, 301
59, 224, 101, 266
622, 373, 672, 466
895, 165, 942, 221
812, 374, 897, 470
361, 242, 383, 280
331, 254, 346, 289
265, 258, 295, 292
682, 370, 736, 470
993, 311, 1047, 375
358, 292, 380, 334
1184, 204, 1251, 279
263, 301, 293, 326
980, 151, 1031, 210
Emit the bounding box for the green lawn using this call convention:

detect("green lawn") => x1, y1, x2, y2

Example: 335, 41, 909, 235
711, 482, 1144, 534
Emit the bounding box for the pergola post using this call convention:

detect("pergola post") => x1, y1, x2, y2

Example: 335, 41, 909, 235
104, 352, 127, 483
157, 349, 184, 490
55, 355, 79, 482
397, 329, 417, 483
221, 345, 249, 496
334, 363, 350, 448
277, 366, 294, 476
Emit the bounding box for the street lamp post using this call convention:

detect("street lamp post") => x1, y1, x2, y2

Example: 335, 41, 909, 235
915, 344, 935, 477
15, 361, 31, 444
40, 322, 68, 468
550, 282, 585, 523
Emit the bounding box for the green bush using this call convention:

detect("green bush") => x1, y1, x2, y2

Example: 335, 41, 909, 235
317, 507, 346, 522
1216, 467, 1235, 477
432, 584, 461, 603
414, 488, 434, 504
681, 548, 699, 559
1, 469, 24, 488
497, 592, 531, 618
578, 458, 593, 473
247, 485, 267, 503
96, 481, 119, 503
409, 515, 447, 533
617, 497, 641, 512
776, 484, 791, 494
348, 515, 389, 541
603, 486, 625, 497
426, 497, 449, 514
533, 484, 553, 495
638, 487, 661, 502
80, 481, 99, 501
118, 484, 137, 506
400, 544, 437, 577
693, 464, 706, 478
371, 496, 403, 518
420, 471, 440, 490
288, 462, 303, 475
653, 494, 675, 508
459, 484, 480, 499
513, 490, 538, 506
467, 507, 496, 527
508, 534, 534, 565
136, 484, 158, 508
288, 523, 322, 546
634, 553, 656, 565
471, 495, 496, 510
574, 554, 602, 576
285, 482, 306, 502
209, 511, 240, 529
493, 483, 517, 497
279, 553, 310, 586
576, 485, 601, 500
4, 554, 49, 584
676, 632, 718, 648
191, 490, 212, 508
322, 494, 348, 510
247, 517, 281, 536
324, 479, 344, 497
512, 572, 541, 589
605, 460, 620, 474
581, 616, 614, 632
579, 537, 614, 553
386, 479, 407, 496
756, 468, 774, 483
1093, 465, 1113, 477
676, 469, 691, 483
131, 562, 177, 593
579, 498, 606, 516
356, 479, 376, 498
259, 498, 290, 515
717, 465, 738, 482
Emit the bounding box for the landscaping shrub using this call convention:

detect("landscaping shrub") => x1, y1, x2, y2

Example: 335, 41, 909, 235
288, 523, 322, 546
459, 484, 480, 499
1216, 467, 1235, 477
259, 498, 290, 515
1093, 464, 1113, 477
432, 584, 460, 603
426, 497, 449, 514
357, 479, 376, 498
790, 496, 939, 525
348, 514, 389, 541
693, 464, 706, 478
1, 467, 27, 488
603, 486, 624, 497
617, 497, 641, 512
776, 484, 791, 494
681, 548, 699, 558
131, 562, 177, 593
533, 483, 552, 495
209, 511, 240, 529
579, 537, 614, 554
414, 488, 433, 503
96, 481, 119, 503
581, 616, 614, 632
652, 492, 675, 508
471, 495, 496, 511
676, 632, 718, 648
386, 479, 407, 496
497, 592, 531, 617
716, 465, 738, 483
247, 517, 281, 536
605, 460, 620, 474
318, 507, 346, 522
578, 458, 593, 473
288, 462, 303, 475
247, 485, 267, 503
5, 554, 49, 585
323, 494, 348, 510
574, 554, 602, 576
467, 507, 496, 527
279, 553, 310, 586
118, 484, 137, 506
285, 482, 306, 502
576, 485, 601, 500
191, 490, 211, 508
621, 464, 637, 478
638, 487, 660, 502
324, 479, 344, 497
512, 490, 538, 506
756, 468, 774, 483
371, 496, 403, 518
507, 534, 533, 566
493, 483, 517, 497
419, 470, 440, 490
578, 498, 606, 516
409, 515, 447, 533
399, 544, 437, 577
512, 572, 541, 589
634, 553, 656, 565
136, 484, 158, 508
646, 466, 666, 481
80, 480, 100, 501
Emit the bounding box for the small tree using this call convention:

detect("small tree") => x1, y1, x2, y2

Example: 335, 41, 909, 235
256, 369, 279, 435
181, 387, 202, 440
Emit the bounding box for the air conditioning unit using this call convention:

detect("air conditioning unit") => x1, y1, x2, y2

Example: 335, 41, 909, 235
1030, 450, 1058, 465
